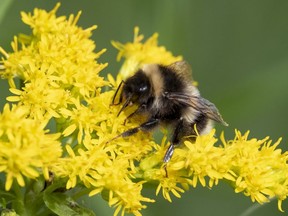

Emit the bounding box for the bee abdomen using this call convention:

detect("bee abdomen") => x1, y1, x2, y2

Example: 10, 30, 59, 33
191, 113, 213, 135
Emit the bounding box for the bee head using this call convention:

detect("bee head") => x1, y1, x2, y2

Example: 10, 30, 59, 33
117, 70, 151, 116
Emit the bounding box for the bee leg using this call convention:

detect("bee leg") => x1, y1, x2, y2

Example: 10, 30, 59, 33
107, 118, 159, 143
163, 118, 187, 177
163, 118, 186, 163
163, 143, 175, 163
123, 104, 147, 125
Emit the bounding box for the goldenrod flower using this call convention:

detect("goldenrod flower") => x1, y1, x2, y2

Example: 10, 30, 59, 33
0, 4, 155, 215
112, 26, 182, 78
222, 131, 287, 211
0, 3, 107, 121
147, 130, 287, 212
0, 104, 62, 190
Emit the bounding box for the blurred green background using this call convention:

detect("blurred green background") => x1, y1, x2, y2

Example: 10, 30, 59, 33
0, 0, 287, 215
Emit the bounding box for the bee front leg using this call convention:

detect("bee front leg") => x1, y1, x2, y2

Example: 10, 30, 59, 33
123, 104, 147, 125
107, 118, 159, 143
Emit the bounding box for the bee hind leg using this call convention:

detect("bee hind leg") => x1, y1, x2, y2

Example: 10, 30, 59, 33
163, 118, 188, 163
164, 118, 191, 177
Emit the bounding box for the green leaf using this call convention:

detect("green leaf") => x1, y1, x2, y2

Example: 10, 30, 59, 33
0, 190, 16, 203
43, 192, 95, 216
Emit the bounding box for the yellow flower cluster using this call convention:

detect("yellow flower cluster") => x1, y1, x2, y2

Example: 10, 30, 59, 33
136, 129, 287, 211
0, 4, 155, 215
0, 3, 287, 216
1, 3, 107, 121
112, 26, 182, 79
0, 104, 62, 191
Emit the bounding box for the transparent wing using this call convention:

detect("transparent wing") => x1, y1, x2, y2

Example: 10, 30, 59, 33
197, 97, 228, 126
164, 92, 228, 126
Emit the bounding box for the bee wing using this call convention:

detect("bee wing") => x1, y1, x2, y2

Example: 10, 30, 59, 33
164, 92, 228, 126
197, 97, 228, 126
167, 61, 193, 81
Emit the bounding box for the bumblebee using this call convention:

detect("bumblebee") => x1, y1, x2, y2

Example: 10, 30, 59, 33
111, 61, 228, 163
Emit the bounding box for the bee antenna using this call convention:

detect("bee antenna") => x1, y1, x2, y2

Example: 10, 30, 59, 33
117, 95, 132, 117
111, 80, 125, 105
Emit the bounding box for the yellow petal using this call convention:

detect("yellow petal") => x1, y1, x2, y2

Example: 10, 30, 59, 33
62, 124, 77, 137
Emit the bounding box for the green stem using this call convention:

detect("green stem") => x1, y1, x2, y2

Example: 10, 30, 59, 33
12, 183, 26, 215
239, 197, 276, 216
72, 187, 90, 200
